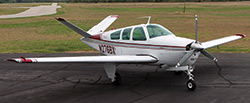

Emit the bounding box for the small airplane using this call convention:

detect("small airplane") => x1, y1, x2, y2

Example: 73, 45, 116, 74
8, 15, 245, 91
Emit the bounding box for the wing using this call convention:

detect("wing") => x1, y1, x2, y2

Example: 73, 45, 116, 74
7, 55, 158, 63
201, 34, 245, 49
87, 15, 118, 35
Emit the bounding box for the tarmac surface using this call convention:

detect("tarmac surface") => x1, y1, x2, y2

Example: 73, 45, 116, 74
0, 53, 250, 103
0, 3, 61, 19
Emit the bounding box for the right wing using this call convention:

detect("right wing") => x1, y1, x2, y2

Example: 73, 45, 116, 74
201, 34, 246, 49
8, 55, 158, 63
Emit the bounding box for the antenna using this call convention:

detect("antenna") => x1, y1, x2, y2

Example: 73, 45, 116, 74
139, 16, 151, 24
195, 15, 198, 43
147, 16, 151, 25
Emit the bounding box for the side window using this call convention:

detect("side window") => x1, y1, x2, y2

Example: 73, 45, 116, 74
122, 28, 132, 40
111, 30, 121, 40
133, 27, 146, 41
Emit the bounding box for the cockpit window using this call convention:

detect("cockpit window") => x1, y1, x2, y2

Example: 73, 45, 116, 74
122, 28, 132, 40
147, 24, 173, 38
111, 30, 121, 40
133, 27, 146, 41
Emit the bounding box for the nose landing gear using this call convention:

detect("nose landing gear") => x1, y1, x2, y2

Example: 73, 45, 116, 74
186, 65, 196, 91
187, 79, 196, 91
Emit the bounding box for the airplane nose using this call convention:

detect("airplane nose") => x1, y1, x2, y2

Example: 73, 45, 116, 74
190, 43, 204, 50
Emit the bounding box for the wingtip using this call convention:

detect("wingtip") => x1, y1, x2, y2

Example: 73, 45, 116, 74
7, 58, 19, 63
110, 15, 119, 18
235, 34, 246, 38
7, 57, 35, 63
55, 17, 65, 21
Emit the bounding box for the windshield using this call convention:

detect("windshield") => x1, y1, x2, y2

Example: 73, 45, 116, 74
146, 24, 173, 38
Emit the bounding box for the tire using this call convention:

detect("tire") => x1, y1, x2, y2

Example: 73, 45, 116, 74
112, 73, 121, 86
187, 80, 196, 91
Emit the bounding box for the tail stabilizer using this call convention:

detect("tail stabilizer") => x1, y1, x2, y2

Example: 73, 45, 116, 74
87, 15, 118, 35
56, 18, 92, 38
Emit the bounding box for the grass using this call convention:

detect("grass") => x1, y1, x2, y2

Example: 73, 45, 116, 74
0, 8, 28, 15
0, 39, 92, 53
0, 2, 249, 53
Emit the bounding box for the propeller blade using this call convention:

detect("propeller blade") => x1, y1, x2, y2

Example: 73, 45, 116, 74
200, 50, 218, 62
195, 15, 198, 43
176, 50, 195, 67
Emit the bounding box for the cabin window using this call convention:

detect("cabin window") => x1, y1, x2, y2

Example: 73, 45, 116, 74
122, 28, 132, 40
133, 27, 146, 41
111, 30, 121, 40
147, 24, 173, 38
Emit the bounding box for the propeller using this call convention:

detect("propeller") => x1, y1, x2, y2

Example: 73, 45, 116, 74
176, 15, 217, 67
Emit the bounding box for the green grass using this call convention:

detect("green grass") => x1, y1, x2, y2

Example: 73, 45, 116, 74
0, 8, 28, 15
0, 2, 249, 53
0, 39, 93, 53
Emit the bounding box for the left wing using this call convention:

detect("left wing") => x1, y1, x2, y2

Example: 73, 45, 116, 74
8, 55, 158, 63
201, 34, 245, 49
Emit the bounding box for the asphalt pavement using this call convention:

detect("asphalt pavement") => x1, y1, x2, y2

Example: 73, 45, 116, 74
0, 53, 250, 103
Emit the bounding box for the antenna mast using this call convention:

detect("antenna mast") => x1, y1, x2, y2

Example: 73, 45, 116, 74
147, 16, 151, 25
138, 16, 151, 24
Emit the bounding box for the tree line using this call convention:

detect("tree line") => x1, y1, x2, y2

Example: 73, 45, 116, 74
0, 0, 246, 3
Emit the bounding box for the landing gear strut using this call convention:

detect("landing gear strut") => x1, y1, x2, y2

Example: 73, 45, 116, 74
112, 73, 121, 86
186, 65, 196, 91
104, 63, 122, 86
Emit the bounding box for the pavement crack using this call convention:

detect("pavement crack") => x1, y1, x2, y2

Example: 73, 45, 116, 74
128, 72, 150, 95
215, 62, 233, 87
93, 75, 102, 84
63, 75, 103, 89
73, 78, 81, 89
9, 64, 71, 87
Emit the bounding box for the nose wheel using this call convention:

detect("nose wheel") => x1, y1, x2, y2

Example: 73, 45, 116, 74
187, 80, 196, 91
186, 66, 196, 91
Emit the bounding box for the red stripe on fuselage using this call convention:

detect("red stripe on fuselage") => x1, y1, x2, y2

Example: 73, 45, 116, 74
87, 38, 186, 49
90, 34, 102, 40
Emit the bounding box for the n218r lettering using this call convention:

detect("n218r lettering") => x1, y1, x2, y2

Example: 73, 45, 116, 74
98, 44, 116, 55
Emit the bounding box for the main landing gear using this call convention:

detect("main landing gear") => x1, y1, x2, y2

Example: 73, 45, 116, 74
104, 63, 122, 86
112, 73, 121, 86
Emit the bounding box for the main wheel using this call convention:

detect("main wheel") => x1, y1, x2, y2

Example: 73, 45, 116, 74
187, 80, 196, 91
112, 73, 121, 86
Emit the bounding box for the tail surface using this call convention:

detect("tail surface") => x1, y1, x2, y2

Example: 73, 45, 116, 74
56, 15, 118, 37
87, 15, 118, 35
56, 18, 92, 38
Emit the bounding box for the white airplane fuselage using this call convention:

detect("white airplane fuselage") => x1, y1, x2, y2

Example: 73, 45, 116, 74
81, 24, 200, 67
